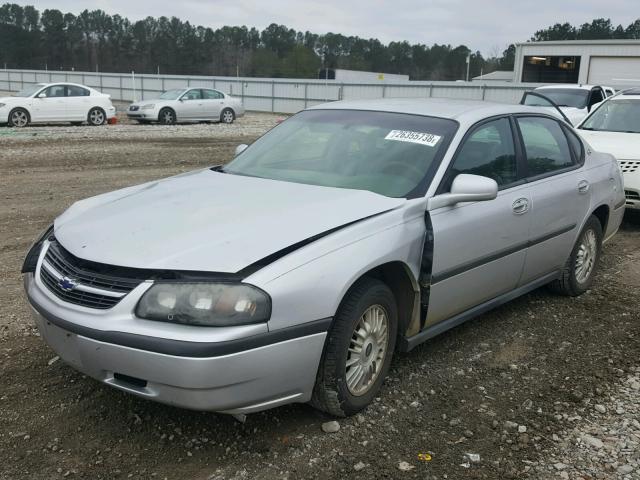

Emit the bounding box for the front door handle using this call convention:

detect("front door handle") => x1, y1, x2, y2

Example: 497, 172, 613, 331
512, 197, 529, 215
578, 180, 590, 194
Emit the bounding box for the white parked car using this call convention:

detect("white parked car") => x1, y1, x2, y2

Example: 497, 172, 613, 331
127, 88, 245, 125
0, 83, 116, 127
578, 88, 640, 210
522, 85, 612, 126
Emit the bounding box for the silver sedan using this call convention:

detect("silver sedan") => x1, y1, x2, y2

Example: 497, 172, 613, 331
127, 88, 245, 125
23, 99, 624, 418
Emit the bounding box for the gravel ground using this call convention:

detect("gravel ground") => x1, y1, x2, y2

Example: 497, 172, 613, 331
0, 115, 639, 480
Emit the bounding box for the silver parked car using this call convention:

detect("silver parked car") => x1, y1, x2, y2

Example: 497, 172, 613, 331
23, 99, 625, 417
127, 88, 245, 125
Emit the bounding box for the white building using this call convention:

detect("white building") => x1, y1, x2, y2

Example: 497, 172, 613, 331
513, 40, 640, 88
471, 70, 515, 84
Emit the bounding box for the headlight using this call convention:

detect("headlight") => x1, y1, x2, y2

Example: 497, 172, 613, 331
141, 104, 155, 110
136, 282, 271, 327
22, 224, 54, 273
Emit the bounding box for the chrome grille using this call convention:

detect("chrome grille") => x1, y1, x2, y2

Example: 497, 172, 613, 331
626, 189, 640, 201
39, 241, 143, 309
619, 160, 640, 173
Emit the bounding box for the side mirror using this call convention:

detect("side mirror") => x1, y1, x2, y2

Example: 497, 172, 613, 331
235, 144, 248, 156
427, 174, 498, 210
37, 93, 46, 98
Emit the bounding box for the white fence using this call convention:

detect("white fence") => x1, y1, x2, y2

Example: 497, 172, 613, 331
0, 69, 540, 114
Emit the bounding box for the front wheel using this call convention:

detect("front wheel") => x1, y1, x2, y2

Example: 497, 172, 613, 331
220, 108, 235, 124
550, 215, 603, 296
87, 108, 106, 126
8, 108, 30, 127
159, 108, 176, 125
311, 277, 397, 416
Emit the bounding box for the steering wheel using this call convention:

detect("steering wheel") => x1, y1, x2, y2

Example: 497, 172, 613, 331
382, 161, 424, 179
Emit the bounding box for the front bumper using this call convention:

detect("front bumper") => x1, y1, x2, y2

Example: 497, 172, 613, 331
126, 111, 156, 120
25, 273, 328, 414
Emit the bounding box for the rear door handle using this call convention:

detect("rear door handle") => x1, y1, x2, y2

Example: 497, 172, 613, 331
512, 197, 529, 215
578, 180, 590, 194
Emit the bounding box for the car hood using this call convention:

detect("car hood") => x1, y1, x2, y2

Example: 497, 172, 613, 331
54, 169, 405, 273
577, 129, 640, 160
0, 96, 26, 105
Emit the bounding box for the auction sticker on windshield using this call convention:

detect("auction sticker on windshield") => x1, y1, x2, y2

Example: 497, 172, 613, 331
385, 130, 442, 147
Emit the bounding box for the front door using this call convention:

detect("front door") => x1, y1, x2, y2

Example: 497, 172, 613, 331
176, 89, 203, 120
426, 116, 531, 326
32, 84, 67, 122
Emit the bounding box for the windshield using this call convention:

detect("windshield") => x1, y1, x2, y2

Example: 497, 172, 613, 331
13, 84, 46, 97
580, 99, 640, 134
158, 89, 184, 100
224, 109, 458, 198
528, 89, 589, 109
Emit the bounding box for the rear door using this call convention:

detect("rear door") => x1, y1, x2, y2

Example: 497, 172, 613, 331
201, 89, 225, 120
514, 115, 590, 284
65, 85, 91, 121
426, 116, 532, 326
32, 84, 67, 122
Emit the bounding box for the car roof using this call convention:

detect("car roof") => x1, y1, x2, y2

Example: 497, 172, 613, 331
38, 82, 93, 89
306, 98, 562, 123
535, 84, 597, 91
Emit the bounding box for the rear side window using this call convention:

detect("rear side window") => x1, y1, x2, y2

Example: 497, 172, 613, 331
67, 85, 90, 97
517, 117, 574, 177
203, 89, 224, 99
447, 117, 517, 188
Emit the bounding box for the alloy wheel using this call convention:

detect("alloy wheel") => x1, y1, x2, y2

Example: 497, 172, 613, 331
345, 304, 389, 396
89, 109, 105, 125
575, 228, 597, 283
10, 110, 28, 127
222, 110, 234, 124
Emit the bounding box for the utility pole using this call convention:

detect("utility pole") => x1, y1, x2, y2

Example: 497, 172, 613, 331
465, 54, 471, 82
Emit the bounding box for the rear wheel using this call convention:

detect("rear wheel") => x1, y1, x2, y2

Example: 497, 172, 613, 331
311, 277, 397, 416
550, 215, 603, 296
220, 108, 235, 124
87, 107, 106, 126
159, 108, 176, 125
8, 108, 30, 127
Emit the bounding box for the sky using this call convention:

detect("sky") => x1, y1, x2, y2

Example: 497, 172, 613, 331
19, 0, 640, 55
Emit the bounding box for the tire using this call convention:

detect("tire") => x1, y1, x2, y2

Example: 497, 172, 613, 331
8, 108, 30, 127
311, 277, 398, 417
87, 107, 106, 126
159, 108, 176, 125
549, 215, 603, 296
220, 108, 235, 124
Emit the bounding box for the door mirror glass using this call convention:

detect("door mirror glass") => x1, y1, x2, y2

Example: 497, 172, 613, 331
235, 144, 248, 156
428, 174, 498, 210
37, 92, 46, 98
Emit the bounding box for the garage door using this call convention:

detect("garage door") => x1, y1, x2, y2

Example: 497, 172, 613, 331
588, 57, 640, 87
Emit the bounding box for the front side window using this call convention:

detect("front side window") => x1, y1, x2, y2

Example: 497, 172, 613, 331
447, 117, 517, 188
224, 109, 458, 198
181, 89, 202, 101
517, 117, 574, 177
42, 85, 66, 98
203, 89, 224, 100
67, 85, 89, 97
580, 99, 640, 134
